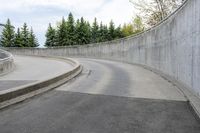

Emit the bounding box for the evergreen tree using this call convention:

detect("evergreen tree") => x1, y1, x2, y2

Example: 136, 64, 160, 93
81, 18, 91, 44
98, 22, 104, 42
108, 20, 115, 41
0, 19, 15, 47
114, 26, 124, 39
75, 19, 81, 45
85, 21, 91, 44
102, 25, 109, 42
21, 23, 29, 47
45, 23, 56, 47
79, 18, 86, 44
91, 18, 99, 43
75, 17, 90, 45
14, 28, 23, 47
66, 12, 76, 45
56, 17, 68, 46
28, 27, 39, 47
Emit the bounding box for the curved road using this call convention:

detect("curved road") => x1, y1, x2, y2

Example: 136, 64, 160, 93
0, 58, 199, 133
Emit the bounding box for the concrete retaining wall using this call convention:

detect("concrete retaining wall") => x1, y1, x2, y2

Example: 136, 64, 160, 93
5, 1, 200, 98
0, 49, 14, 75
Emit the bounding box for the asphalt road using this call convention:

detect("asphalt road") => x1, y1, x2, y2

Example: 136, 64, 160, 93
0, 58, 199, 133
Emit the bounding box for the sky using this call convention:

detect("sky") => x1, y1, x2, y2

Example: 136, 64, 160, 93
0, 0, 137, 46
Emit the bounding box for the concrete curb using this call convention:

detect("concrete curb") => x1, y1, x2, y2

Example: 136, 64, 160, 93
0, 56, 83, 109
117, 59, 200, 119
139, 65, 200, 119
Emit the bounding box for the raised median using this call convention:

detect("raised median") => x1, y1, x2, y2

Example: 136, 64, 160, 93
0, 55, 82, 109
0, 49, 14, 75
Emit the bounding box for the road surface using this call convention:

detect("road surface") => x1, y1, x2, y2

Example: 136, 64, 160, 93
0, 58, 199, 133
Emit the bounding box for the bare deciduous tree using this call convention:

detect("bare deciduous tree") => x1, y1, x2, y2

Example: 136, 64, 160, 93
130, 0, 183, 27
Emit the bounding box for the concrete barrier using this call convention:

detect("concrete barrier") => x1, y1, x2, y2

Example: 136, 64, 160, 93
4, 0, 200, 116
0, 57, 82, 109
0, 49, 14, 75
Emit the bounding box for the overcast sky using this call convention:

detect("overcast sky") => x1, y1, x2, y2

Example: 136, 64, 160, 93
0, 0, 137, 46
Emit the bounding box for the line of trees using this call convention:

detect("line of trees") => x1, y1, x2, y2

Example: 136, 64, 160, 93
45, 13, 126, 47
0, 13, 145, 47
0, 19, 39, 47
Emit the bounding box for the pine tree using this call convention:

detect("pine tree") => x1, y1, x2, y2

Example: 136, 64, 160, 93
14, 28, 23, 47
79, 18, 86, 44
45, 23, 56, 47
75, 19, 81, 45
81, 18, 91, 44
91, 18, 99, 43
75, 17, 90, 45
0, 19, 15, 47
84, 21, 91, 44
28, 27, 39, 47
102, 25, 109, 42
66, 12, 76, 45
21, 23, 29, 47
56, 17, 68, 46
98, 22, 104, 42
114, 25, 124, 39
108, 20, 115, 41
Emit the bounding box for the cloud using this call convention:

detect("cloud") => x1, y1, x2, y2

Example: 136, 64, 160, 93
0, 0, 136, 46
95, 0, 136, 25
